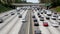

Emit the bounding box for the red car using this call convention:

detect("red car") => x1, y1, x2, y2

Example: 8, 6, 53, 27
43, 22, 48, 27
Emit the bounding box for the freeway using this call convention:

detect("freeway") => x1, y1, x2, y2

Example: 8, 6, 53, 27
0, 6, 60, 34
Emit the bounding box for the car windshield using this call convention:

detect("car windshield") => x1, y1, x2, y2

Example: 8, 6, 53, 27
41, 17, 44, 18
52, 18, 56, 20
58, 19, 60, 20
34, 20, 37, 22
54, 13, 57, 14
32, 16, 35, 18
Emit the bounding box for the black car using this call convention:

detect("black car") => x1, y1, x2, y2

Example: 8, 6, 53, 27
41, 12, 43, 14
33, 19, 39, 26
46, 17, 50, 20
32, 15, 35, 18
38, 15, 41, 18
19, 14, 22, 18
11, 12, 15, 15
34, 19, 37, 22
47, 14, 51, 16
37, 13, 40, 15
0, 19, 3, 23
52, 18, 56, 20
34, 23, 39, 26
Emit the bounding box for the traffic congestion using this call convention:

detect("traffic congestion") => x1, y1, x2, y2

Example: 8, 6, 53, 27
0, 6, 60, 34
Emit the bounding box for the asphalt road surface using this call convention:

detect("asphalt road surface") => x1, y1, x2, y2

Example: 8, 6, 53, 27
0, 7, 60, 34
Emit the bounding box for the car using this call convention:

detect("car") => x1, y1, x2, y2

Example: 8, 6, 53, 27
46, 17, 50, 20
32, 15, 35, 18
34, 29, 41, 34
37, 13, 40, 15
52, 13, 58, 18
18, 14, 22, 18
46, 10, 52, 16
0, 18, 3, 23
57, 16, 60, 25
5, 14, 8, 16
54, 12, 57, 15
22, 19, 27, 23
47, 14, 51, 16
34, 19, 38, 22
40, 17, 44, 21
34, 22, 39, 26
51, 18, 56, 20
38, 15, 41, 18
51, 16, 57, 20
16, 7, 20, 11
52, 22, 59, 27
42, 10, 47, 14
37, 8, 40, 10
11, 12, 15, 15
33, 19, 39, 26
43, 22, 48, 27
17, 13, 20, 15
41, 12, 43, 14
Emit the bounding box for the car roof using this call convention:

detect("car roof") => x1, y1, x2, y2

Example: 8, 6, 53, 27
35, 29, 41, 33
58, 16, 60, 18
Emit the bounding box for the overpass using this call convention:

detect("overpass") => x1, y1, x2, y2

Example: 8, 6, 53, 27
11, 3, 45, 7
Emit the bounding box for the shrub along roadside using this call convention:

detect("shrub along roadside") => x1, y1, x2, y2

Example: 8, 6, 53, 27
0, 4, 12, 13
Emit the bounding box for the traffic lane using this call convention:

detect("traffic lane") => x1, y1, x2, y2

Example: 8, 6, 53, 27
3, 9, 22, 20
34, 11, 51, 34
22, 10, 28, 20
39, 26, 51, 34
0, 15, 18, 34
18, 22, 27, 34
0, 14, 17, 29
8, 10, 28, 34
0, 10, 17, 22
50, 18, 60, 32
43, 19, 60, 34
41, 12, 60, 34
18, 10, 30, 34
0, 10, 16, 18
3, 12, 16, 21
34, 9, 59, 33
48, 26, 60, 34
0, 9, 25, 30
7, 19, 22, 34
49, 19, 60, 32
9, 10, 28, 34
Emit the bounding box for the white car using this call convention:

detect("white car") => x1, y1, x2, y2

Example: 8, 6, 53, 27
22, 19, 27, 23
52, 22, 59, 27
16, 7, 20, 11
51, 15, 57, 20
40, 9, 45, 14
46, 10, 52, 16
57, 16, 60, 25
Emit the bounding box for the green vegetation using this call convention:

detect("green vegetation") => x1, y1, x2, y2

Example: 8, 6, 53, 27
0, 0, 12, 13
51, 0, 60, 6
0, 4, 12, 13
54, 6, 60, 12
